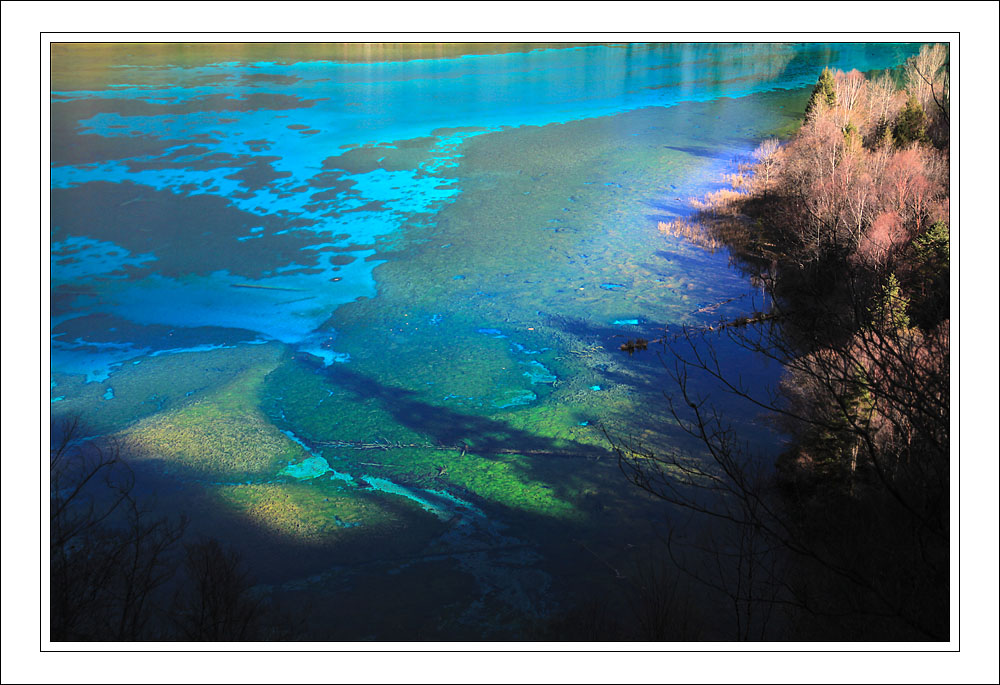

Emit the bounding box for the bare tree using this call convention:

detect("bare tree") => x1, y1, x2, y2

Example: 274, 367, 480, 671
751, 138, 782, 196
170, 538, 265, 641
50, 418, 186, 641
609, 278, 949, 640
905, 44, 950, 126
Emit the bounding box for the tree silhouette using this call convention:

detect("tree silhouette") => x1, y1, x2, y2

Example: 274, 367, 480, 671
610, 294, 948, 639
50, 418, 186, 641
170, 538, 264, 641
49, 418, 300, 641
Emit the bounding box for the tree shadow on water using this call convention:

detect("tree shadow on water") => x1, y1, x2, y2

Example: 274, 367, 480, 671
541, 312, 779, 454
316, 363, 609, 464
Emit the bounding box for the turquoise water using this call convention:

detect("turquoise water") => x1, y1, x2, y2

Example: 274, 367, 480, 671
51, 43, 919, 378
50, 42, 922, 638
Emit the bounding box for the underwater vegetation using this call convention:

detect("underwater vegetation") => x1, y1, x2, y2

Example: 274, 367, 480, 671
116, 350, 305, 480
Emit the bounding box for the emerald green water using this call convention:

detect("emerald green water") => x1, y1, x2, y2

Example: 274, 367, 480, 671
50, 42, 922, 639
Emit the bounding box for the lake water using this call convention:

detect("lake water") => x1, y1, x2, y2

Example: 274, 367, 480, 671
50, 42, 921, 639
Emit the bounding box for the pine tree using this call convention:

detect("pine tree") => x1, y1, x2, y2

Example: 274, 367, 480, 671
913, 221, 949, 271
893, 96, 930, 146
878, 122, 895, 150
910, 221, 950, 326
868, 272, 911, 331
805, 67, 837, 117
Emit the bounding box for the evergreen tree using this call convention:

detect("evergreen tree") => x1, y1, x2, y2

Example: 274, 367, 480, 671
893, 96, 930, 146
910, 221, 950, 326
878, 122, 895, 150
842, 122, 861, 152
868, 272, 911, 331
805, 67, 837, 117
913, 221, 950, 272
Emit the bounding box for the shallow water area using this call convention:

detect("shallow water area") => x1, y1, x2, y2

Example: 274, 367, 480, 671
49, 42, 923, 639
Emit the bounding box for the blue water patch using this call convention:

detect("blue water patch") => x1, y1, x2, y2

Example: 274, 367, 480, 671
50, 337, 144, 383
600, 283, 627, 291
476, 328, 506, 339
510, 342, 543, 355
613, 319, 640, 326
49, 336, 252, 384
75, 254, 379, 346
510, 342, 549, 355
589, 385, 601, 391
298, 343, 351, 367
51, 396, 66, 403
102, 387, 115, 400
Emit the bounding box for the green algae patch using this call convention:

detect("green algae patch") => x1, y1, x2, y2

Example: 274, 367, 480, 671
261, 358, 430, 445
118, 349, 305, 479
344, 446, 580, 521
214, 479, 446, 550
440, 454, 577, 519
215, 482, 366, 542
50, 343, 287, 435
320, 310, 551, 412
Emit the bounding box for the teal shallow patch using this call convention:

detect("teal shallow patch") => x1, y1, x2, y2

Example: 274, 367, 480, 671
361, 476, 453, 521
279, 455, 332, 480
519, 360, 557, 385
329, 469, 356, 485
492, 389, 537, 409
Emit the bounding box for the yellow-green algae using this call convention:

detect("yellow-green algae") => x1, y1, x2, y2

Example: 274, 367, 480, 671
117, 347, 305, 479
332, 446, 579, 520
213, 478, 449, 553
50, 343, 287, 435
